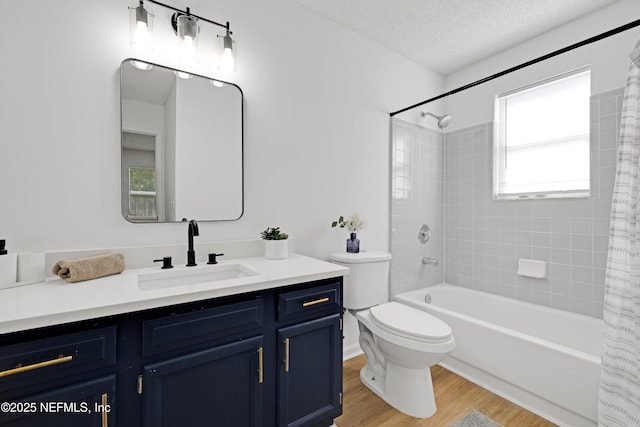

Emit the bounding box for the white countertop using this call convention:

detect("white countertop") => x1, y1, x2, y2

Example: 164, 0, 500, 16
0, 254, 349, 334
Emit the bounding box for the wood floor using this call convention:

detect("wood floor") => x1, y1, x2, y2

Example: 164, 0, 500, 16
335, 355, 557, 427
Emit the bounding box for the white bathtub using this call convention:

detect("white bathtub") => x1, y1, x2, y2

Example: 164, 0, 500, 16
394, 284, 602, 427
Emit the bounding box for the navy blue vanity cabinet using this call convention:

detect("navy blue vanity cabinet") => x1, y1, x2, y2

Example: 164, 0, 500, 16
276, 282, 343, 427
0, 375, 116, 427
0, 275, 344, 427
143, 337, 264, 426
139, 299, 265, 427
0, 327, 117, 427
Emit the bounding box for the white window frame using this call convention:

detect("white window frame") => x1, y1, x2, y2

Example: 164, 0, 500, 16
493, 67, 591, 200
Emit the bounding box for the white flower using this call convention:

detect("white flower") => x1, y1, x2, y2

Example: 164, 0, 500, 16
331, 214, 366, 232
345, 215, 365, 232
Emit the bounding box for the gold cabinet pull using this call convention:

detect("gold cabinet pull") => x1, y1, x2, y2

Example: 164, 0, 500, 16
0, 355, 73, 378
101, 393, 109, 427
257, 347, 264, 384
284, 338, 290, 372
302, 297, 329, 307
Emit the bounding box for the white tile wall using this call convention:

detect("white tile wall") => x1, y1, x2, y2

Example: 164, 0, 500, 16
443, 88, 624, 318
390, 120, 444, 296
390, 89, 622, 318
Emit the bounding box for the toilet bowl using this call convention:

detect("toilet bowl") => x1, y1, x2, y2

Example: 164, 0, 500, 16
329, 251, 455, 418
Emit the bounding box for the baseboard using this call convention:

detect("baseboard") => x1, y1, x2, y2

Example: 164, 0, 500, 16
343, 343, 363, 361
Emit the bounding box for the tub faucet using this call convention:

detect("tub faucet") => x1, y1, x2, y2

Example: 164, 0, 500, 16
184, 219, 199, 266
422, 256, 438, 267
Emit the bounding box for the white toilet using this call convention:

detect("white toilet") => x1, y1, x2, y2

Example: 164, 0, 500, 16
330, 251, 455, 418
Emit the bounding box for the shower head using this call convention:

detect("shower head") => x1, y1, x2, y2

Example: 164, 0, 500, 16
420, 111, 451, 129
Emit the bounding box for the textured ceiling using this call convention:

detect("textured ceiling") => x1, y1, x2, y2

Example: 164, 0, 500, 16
294, 0, 621, 75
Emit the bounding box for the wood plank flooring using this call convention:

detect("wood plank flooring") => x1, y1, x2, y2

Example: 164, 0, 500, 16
335, 355, 557, 427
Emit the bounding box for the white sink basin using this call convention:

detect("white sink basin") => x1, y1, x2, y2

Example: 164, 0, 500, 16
138, 263, 258, 291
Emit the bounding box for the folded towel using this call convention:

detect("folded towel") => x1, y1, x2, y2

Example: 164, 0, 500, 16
52, 252, 125, 283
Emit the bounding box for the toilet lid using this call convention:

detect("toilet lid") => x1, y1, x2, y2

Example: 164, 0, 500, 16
369, 302, 452, 343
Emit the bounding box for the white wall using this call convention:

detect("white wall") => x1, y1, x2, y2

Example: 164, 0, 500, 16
0, 0, 442, 256
0, 0, 442, 355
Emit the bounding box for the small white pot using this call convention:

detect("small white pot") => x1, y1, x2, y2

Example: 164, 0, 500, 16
264, 239, 288, 260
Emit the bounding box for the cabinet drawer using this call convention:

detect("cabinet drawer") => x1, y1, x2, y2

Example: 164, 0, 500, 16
0, 327, 116, 390
0, 374, 116, 425
278, 281, 342, 322
143, 299, 263, 357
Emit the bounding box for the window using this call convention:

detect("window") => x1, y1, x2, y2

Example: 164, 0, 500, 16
392, 135, 410, 200
129, 167, 157, 220
494, 67, 591, 200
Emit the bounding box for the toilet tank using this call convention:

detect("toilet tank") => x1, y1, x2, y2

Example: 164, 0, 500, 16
329, 251, 392, 310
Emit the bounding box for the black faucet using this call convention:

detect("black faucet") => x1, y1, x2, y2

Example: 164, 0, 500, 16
184, 219, 199, 266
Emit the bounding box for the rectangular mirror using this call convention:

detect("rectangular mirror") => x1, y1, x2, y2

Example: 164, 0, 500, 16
120, 59, 243, 223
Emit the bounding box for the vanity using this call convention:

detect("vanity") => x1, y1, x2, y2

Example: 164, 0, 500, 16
0, 56, 347, 425
0, 252, 347, 427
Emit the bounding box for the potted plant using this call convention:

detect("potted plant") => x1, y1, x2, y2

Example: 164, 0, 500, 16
260, 227, 289, 260
331, 214, 365, 253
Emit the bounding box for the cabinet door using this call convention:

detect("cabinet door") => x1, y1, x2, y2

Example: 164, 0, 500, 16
0, 375, 115, 427
277, 314, 342, 427
0, 327, 116, 396
142, 335, 263, 427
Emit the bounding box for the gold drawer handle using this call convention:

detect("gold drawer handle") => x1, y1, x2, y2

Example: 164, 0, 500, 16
0, 355, 73, 378
101, 393, 109, 427
302, 297, 329, 307
257, 347, 264, 384
284, 338, 290, 372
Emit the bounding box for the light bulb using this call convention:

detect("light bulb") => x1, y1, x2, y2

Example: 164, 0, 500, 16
180, 35, 197, 65
130, 60, 152, 71
174, 71, 193, 79
176, 14, 198, 68
133, 20, 152, 51
218, 31, 235, 73
219, 47, 235, 73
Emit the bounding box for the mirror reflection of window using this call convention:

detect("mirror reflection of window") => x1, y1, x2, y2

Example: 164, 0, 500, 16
129, 167, 157, 221
122, 131, 160, 222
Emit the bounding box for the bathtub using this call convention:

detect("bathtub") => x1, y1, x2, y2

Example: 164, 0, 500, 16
394, 284, 602, 427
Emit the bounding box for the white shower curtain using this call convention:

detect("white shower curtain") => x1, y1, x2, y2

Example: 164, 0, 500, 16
599, 38, 640, 427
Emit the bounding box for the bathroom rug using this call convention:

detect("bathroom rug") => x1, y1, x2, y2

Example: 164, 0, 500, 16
449, 409, 503, 427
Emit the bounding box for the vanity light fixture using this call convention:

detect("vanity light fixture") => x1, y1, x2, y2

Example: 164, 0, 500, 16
174, 9, 198, 69
128, 0, 235, 75
218, 29, 235, 73
129, 1, 154, 67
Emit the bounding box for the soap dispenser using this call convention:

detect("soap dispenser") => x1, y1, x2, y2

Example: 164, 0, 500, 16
0, 240, 18, 286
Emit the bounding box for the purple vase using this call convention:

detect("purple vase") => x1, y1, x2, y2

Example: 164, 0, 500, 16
346, 232, 360, 253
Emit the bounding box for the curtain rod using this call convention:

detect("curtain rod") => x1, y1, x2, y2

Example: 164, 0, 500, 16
389, 18, 640, 117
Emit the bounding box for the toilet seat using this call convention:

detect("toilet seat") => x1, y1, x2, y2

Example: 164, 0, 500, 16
369, 302, 452, 344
